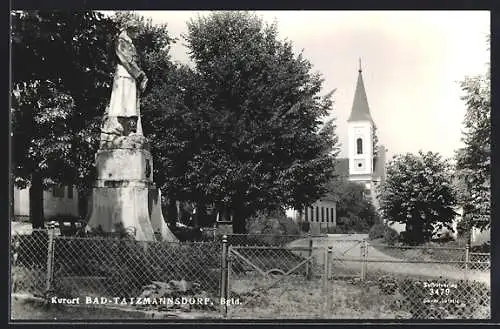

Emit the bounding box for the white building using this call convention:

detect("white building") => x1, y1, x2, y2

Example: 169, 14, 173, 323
13, 185, 79, 221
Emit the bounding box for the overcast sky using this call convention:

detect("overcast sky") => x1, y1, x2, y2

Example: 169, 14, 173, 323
106, 10, 490, 160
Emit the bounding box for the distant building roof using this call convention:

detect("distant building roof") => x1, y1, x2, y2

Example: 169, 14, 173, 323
347, 65, 374, 124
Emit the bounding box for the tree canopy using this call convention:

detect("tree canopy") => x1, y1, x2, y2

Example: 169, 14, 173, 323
175, 11, 339, 232
326, 177, 379, 233
378, 151, 457, 244
10, 10, 177, 227
454, 42, 490, 233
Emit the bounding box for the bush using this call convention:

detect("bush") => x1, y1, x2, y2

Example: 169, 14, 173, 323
327, 225, 357, 234
246, 211, 301, 236
368, 221, 400, 245
431, 230, 455, 243
368, 222, 387, 240
456, 218, 471, 238
383, 227, 399, 245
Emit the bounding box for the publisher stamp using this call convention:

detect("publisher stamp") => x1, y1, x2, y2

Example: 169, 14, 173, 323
422, 281, 462, 305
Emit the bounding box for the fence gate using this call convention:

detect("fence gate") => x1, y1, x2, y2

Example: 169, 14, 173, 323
223, 244, 326, 319
328, 239, 367, 280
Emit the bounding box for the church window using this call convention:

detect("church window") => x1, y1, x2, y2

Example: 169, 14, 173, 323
316, 206, 319, 222
357, 138, 363, 154
321, 207, 324, 222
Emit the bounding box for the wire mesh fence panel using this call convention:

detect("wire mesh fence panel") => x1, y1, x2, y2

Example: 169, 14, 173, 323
321, 243, 492, 319
11, 229, 50, 297
469, 253, 491, 271
226, 245, 325, 319
51, 235, 222, 314
327, 240, 364, 279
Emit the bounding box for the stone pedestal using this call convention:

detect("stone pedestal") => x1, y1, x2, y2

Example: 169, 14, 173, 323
86, 135, 177, 242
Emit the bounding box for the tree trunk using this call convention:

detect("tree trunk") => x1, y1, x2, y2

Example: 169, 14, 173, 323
10, 174, 15, 220
78, 187, 89, 219
29, 171, 44, 229
166, 198, 178, 226
196, 202, 208, 227
232, 201, 247, 234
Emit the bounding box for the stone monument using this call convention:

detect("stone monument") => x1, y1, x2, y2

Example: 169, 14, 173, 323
86, 19, 177, 242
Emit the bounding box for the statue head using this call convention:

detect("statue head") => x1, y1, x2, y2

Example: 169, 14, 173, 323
121, 18, 140, 39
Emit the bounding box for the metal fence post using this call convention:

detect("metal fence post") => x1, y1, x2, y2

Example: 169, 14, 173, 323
362, 239, 368, 281
359, 240, 365, 280
220, 235, 228, 318
46, 223, 56, 294
226, 250, 233, 319
323, 247, 328, 291
307, 233, 313, 280
323, 246, 333, 316
465, 243, 470, 278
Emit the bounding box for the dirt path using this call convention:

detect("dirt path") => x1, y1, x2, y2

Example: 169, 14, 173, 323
287, 234, 490, 286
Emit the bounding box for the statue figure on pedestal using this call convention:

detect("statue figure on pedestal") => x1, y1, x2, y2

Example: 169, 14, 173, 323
101, 19, 149, 148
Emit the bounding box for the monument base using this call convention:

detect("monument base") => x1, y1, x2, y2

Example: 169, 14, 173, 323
86, 133, 178, 242
86, 186, 178, 242
86, 187, 154, 241
148, 188, 178, 242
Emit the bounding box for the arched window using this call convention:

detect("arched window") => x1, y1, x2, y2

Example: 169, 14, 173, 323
356, 138, 363, 154
316, 206, 319, 222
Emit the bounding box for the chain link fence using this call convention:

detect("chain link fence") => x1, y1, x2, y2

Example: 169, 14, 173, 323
11, 229, 50, 297
11, 230, 490, 319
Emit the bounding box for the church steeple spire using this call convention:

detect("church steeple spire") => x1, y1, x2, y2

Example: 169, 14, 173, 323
348, 59, 373, 123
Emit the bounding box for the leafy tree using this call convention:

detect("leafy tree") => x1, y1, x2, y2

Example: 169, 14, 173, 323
11, 10, 117, 228
11, 10, 178, 228
325, 177, 379, 233
378, 151, 457, 245
373, 124, 379, 158
454, 45, 490, 234
182, 11, 339, 233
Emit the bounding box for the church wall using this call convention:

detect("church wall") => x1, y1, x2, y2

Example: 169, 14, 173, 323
347, 120, 374, 177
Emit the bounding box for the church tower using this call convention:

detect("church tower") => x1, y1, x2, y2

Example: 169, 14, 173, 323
347, 60, 375, 190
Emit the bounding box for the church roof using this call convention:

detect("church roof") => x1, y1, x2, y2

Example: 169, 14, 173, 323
347, 63, 374, 123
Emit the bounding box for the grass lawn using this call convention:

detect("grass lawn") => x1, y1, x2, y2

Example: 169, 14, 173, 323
227, 275, 489, 319
226, 274, 490, 319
